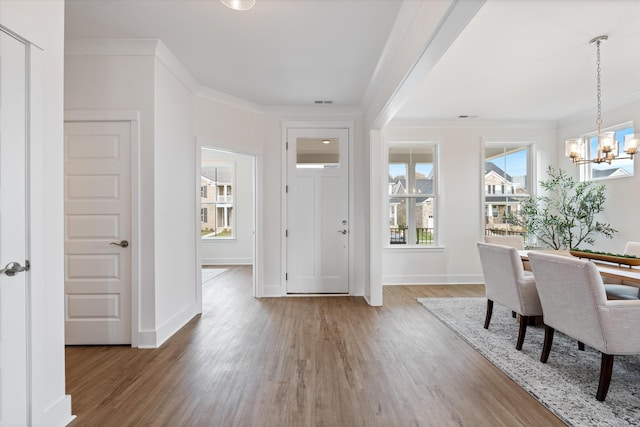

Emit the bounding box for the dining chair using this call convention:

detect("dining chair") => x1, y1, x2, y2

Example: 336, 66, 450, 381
528, 251, 640, 401
604, 241, 640, 300
484, 234, 530, 272
476, 242, 542, 350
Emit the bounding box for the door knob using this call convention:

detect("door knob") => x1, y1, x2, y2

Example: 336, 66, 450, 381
0, 261, 30, 276
337, 230, 348, 235
109, 240, 129, 248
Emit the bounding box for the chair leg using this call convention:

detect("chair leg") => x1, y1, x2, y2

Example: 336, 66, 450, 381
540, 325, 555, 363
596, 353, 615, 401
484, 299, 493, 329
578, 341, 585, 351
516, 315, 528, 350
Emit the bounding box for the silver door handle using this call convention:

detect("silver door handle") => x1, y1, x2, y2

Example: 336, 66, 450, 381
337, 230, 348, 235
0, 261, 30, 276
109, 240, 129, 248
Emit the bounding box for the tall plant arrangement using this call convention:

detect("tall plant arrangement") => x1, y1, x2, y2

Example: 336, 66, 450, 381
510, 166, 617, 250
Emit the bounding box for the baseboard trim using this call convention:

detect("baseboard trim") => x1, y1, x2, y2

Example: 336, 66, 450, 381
155, 302, 198, 347
36, 394, 74, 427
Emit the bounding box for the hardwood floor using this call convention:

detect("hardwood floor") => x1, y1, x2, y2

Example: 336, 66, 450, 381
66, 266, 565, 426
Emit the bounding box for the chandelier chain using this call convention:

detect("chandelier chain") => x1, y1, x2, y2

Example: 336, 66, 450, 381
596, 39, 602, 136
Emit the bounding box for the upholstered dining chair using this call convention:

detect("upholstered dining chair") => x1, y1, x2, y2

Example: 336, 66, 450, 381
484, 234, 530, 271
476, 242, 542, 350
604, 241, 640, 300
528, 251, 640, 401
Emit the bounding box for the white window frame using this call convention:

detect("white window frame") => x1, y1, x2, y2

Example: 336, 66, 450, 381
482, 140, 533, 241
201, 161, 236, 240
385, 141, 439, 248
580, 121, 635, 182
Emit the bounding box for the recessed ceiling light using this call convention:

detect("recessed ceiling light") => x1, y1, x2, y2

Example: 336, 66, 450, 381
322, 139, 331, 144
220, 0, 255, 11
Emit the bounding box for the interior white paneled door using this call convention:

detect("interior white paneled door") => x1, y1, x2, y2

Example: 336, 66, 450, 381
286, 128, 349, 293
0, 29, 29, 426
64, 121, 131, 344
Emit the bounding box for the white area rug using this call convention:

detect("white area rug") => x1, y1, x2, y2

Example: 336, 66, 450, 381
417, 297, 640, 427
202, 268, 227, 284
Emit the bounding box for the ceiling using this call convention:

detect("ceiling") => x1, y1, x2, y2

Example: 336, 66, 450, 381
65, 0, 640, 123
64, 0, 402, 107
395, 0, 640, 122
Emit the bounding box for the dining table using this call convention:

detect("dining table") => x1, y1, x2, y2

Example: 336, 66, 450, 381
518, 249, 640, 286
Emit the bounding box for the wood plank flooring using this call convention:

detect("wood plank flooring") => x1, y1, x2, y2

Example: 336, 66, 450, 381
66, 266, 565, 426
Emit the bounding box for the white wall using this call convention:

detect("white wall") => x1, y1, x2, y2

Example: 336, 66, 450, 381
380, 121, 557, 285
201, 150, 254, 265
153, 57, 198, 344
0, 1, 73, 424
558, 100, 640, 253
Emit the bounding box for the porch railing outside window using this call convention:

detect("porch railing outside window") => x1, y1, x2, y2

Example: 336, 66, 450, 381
390, 227, 434, 245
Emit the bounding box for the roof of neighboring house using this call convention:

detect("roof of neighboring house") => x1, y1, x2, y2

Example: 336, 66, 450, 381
201, 165, 233, 183
592, 167, 630, 179
389, 178, 433, 203
484, 162, 513, 182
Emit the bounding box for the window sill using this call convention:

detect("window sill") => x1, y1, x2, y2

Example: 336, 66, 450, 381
202, 237, 236, 242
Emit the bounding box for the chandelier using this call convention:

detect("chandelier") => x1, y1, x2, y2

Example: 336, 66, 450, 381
565, 35, 639, 165
220, 0, 255, 11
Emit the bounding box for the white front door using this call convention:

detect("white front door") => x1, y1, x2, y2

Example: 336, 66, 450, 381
286, 128, 349, 293
0, 29, 29, 425
64, 121, 132, 344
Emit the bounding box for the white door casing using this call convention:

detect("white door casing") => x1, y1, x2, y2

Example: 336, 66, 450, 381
0, 29, 29, 426
286, 128, 349, 294
64, 121, 132, 344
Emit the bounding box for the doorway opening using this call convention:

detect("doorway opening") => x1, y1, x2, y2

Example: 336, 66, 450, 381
198, 147, 256, 304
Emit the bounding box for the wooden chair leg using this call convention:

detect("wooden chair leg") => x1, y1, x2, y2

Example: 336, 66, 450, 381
578, 341, 585, 351
516, 315, 528, 350
540, 325, 555, 363
484, 299, 493, 329
596, 353, 614, 401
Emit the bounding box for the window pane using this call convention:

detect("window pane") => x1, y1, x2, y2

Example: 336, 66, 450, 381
296, 137, 339, 168
388, 143, 437, 246
484, 144, 530, 239
587, 125, 635, 180
201, 156, 234, 239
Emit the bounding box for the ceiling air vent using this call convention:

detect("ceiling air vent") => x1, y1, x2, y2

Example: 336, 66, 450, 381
314, 100, 333, 105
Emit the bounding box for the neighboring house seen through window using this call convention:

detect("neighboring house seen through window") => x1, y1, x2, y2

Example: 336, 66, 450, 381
201, 161, 234, 239
387, 143, 437, 246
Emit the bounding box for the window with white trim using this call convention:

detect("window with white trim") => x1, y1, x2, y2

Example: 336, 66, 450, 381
387, 143, 437, 246
484, 142, 531, 240
201, 161, 234, 239
582, 122, 634, 181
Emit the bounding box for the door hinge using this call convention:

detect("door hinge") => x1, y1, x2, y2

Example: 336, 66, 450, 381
286, 229, 288, 237
286, 273, 288, 280
286, 185, 288, 193
286, 141, 289, 150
